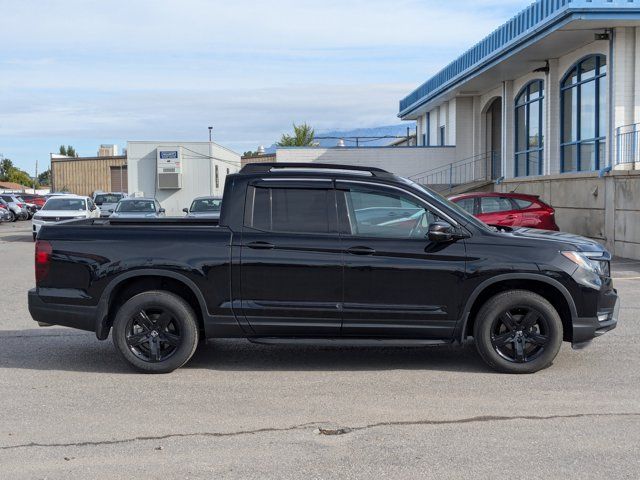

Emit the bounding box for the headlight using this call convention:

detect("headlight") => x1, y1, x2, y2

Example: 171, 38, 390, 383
562, 251, 610, 277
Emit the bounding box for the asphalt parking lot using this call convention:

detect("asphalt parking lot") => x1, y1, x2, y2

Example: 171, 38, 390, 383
0, 222, 639, 479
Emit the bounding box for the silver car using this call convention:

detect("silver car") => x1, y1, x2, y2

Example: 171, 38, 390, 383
0, 194, 28, 221
109, 198, 165, 219
93, 192, 127, 218
183, 196, 222, 219
0, 200, 11, 222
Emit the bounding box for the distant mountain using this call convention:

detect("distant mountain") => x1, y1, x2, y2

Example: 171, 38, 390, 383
265, 123, 416, 152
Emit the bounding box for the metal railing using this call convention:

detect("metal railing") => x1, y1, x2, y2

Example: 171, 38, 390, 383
409, 151, 500, 193
616, 123, 640, 166
399, 0, 640, 115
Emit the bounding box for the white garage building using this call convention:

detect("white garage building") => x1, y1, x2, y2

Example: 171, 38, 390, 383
127, 141, 241, 217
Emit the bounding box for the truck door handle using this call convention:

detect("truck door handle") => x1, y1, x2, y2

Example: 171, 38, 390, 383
346, 246, 376, 256
246, 241, 275, 250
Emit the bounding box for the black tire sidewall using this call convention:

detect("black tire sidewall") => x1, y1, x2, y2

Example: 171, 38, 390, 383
474, 290, 563, 374
112, 290, 199, 373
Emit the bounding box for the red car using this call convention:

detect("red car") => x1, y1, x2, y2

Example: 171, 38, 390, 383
449, 192, 559, 231
19, 194, 46, 208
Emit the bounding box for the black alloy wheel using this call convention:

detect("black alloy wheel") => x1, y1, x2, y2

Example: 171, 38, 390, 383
125, 308, 181, 363
490, 307, 550, 363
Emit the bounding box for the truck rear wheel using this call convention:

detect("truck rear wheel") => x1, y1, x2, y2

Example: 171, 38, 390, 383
473, 290, 563, 374
112, 290, 199, 373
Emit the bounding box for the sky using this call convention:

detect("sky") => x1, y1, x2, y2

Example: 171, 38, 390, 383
0, 0, 531, 174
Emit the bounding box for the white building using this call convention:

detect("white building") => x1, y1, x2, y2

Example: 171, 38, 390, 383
127, 141, 241, 216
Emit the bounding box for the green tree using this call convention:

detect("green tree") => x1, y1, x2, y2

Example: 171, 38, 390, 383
243, 151, 258, 157
38, 168, 51, 186
58, 145, 78, 157
277, 123, 316, 147
0, 158, 33, 187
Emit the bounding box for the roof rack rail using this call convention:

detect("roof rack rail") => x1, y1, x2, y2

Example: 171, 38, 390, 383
239, 162, 392, 177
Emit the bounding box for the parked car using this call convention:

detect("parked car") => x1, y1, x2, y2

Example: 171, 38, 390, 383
449, 192, 559, 231
19, 193, 46, 209
32, 195, 100, 241
0, 194, 29, 221
109, 198, 165, 218
0, 202, 10, 222
28, 163, 618, 374
13, 196, 38, 219
93, 192, 127, 218
183, 196, 223, 219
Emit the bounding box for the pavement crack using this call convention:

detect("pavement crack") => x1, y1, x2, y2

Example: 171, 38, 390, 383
2, 412, 639, 451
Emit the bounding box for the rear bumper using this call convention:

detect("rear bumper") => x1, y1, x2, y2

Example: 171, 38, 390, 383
572, 294, 619, 349
28, 288, 97, 333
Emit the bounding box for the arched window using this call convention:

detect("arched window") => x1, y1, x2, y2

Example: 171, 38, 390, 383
561, 55, 607, 172
515, 80, 544, 176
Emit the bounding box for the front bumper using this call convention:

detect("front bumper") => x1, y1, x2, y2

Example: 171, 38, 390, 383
572, 293, 619, 349
28, 289, 98, 333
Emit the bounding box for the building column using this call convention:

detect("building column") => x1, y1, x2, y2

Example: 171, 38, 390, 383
416, 115, 424, 146
635, 27, 640, 124
546, 58, 561, 175
502, 80, 514, 179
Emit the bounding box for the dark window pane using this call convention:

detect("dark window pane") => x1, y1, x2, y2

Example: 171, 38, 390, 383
529, 81, 541, 100
251, 187, 271, 230
270, 188, 332, 233
599, 55, 607, 75
562, 88, 576, 143
528, 101, 540, 148
562, 145, 577, 172
599, 76, 607, 137
480, 197, 514, 214
528, 150, 540, 176
580, 80, 596, 140
516, 153, 527, 177
516, 106, 526, 151
580, 142, 596, 171
563, 67, 577, 87
514, 199, 533, 209
580, 56, 597, 81
516, 91, 526, 106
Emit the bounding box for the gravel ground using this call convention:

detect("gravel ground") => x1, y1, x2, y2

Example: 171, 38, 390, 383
1, 222, 638, 479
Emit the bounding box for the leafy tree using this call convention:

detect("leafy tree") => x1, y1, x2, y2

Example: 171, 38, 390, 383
277, 123, 317, 147
38, 168, 51, 186
0, 158, 33, 187
59, 145, 78, 157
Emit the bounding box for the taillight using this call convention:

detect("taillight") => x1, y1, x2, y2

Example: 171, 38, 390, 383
35, 240, 52, 284
18, 203, 25, 208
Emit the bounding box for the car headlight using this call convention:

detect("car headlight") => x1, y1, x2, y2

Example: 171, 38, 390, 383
562, 251, 610, 277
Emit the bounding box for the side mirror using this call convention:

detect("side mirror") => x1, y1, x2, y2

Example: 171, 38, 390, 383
159, 208, 166, 214
182, 208, 189, 214
428, 221, 456, 243
108, 209, 114, 213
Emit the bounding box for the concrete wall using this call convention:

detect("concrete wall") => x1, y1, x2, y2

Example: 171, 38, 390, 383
275, 146, 457, 179
496, 170, 640, 259
127, 141, 240, 216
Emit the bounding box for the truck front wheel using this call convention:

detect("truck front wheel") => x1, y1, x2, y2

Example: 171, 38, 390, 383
473, 290, 563, 374
112, 290, 200, 373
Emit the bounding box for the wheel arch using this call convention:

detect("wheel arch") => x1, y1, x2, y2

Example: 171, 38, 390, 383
95, 269, 209, 340
457, 274, 578, 343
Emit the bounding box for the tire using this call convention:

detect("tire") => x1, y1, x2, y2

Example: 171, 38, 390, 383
9, 211, 16, 222
112, 290, 200, 374
32, 233, 37, 242
473, 290, 563, 374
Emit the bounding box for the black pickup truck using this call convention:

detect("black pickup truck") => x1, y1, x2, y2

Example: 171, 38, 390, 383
29, 163, 619, 374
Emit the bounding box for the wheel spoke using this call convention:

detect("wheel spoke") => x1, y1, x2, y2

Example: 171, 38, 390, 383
148, 337, 161, 362
501, 312, 517, 332
135, 310, 155, 331
156, 312, 173, 330
521, 311, 539, 330
126, 332, 149, 347
160, 332, 180, 347
527, 333, 548, 347
513, 338, 526, 362
491, 332, 513, 347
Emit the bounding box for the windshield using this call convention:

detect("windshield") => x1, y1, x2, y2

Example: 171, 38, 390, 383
116, 200, 156, 212
190, 198, 222, 212
43, 198, 87, 211
401, 178, 492, 232
94, 194, 123, 204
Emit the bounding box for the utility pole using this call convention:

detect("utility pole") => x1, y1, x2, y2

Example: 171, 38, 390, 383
34, 159, 38, 192
208, 126, 213, 142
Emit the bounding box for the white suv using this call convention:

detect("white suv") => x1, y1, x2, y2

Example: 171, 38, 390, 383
32, 195, 101, 241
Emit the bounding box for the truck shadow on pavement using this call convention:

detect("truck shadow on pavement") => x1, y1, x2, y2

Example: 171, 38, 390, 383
0, 329, 488, 374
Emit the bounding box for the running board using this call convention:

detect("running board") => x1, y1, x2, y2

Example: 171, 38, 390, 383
247, 338, 451, 347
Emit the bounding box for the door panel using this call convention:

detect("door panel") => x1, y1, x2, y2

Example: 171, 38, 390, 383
337, 183, 466, 339
240, 184, 342, 336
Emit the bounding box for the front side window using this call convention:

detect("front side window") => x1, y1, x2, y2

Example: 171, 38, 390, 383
339, 187, 441, 239
116, 200, 156, 212
245, 187, 335, 234
515, 80, 544, 176
561, 55, 607, 172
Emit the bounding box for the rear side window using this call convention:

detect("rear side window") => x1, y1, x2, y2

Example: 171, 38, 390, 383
454, 197, 475, 214
245, 187, 336, 234
513, 199, 534, 209
480, 197, 514, 214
